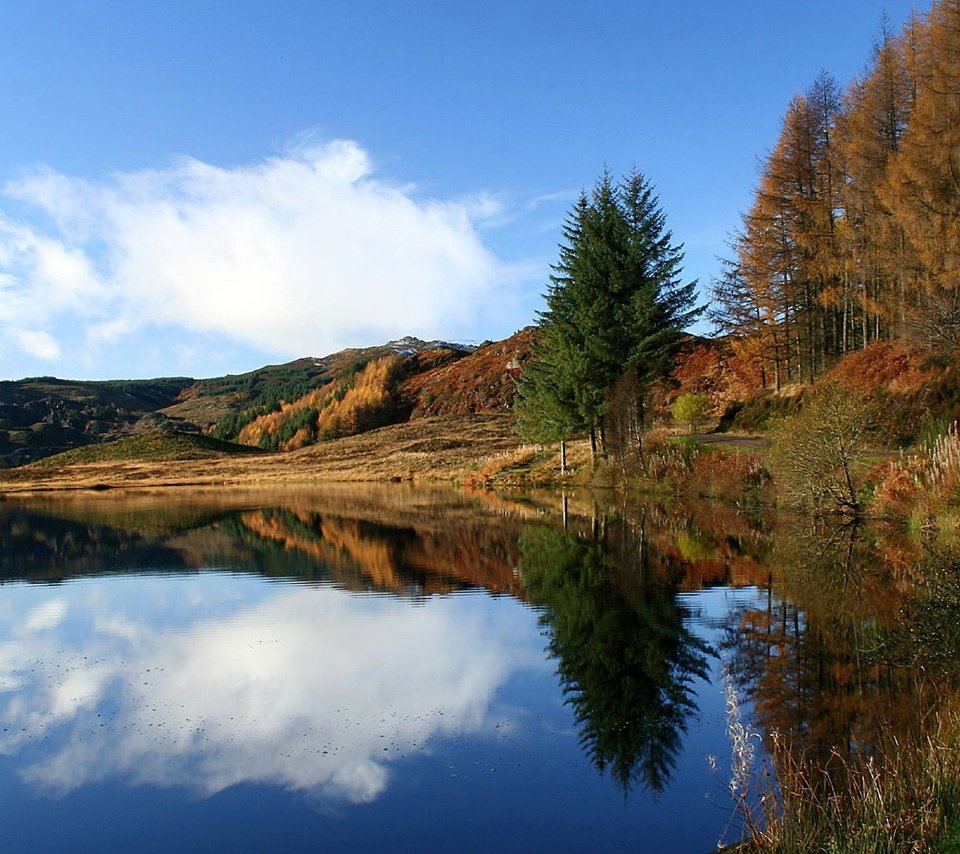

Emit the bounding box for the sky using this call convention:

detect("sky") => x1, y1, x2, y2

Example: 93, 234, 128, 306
0, 0, 921, 381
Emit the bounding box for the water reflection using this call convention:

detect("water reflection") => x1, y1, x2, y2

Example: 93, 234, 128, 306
519, 520, 713, 794
721, 514, 959, 783
0, 486, 953, 852
0, 575, 540, 803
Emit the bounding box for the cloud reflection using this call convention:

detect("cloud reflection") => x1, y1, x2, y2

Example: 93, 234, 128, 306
0, 576, 540, 804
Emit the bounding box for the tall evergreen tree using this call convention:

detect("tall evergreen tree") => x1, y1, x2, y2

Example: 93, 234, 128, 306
514, 322, 582, 472
516, 170, 701, 463
515, 194, 591, 466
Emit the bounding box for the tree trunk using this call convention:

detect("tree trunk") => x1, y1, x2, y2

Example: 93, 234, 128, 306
634, 393, 645, 467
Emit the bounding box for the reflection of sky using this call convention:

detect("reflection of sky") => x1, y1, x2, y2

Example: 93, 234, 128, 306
0, 574, 545, 805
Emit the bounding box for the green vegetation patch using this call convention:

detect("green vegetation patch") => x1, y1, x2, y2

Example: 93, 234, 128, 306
721, 388, 805, 431
30, 431, 266, 466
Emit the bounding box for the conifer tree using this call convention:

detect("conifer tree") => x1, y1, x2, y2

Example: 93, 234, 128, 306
517, 170, 700, 463
836, 23, 913, 343
710, 1, 960, 375
514, 323, 582, 472
881, 0, 960, 349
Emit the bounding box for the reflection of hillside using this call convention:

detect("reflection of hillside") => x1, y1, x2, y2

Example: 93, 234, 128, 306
10, 485, 474, 534
1, 487, 777, 594
0, 502, 191, 582
235, 508, 523, 597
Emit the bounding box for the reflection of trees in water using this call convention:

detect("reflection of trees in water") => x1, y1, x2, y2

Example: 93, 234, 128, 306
0, 503, 191, 580
884, 545, 960, 673
519, 516, 713, 795
224, 508, 524, 596
0, 501, 524, 596
722, 516, 953, 780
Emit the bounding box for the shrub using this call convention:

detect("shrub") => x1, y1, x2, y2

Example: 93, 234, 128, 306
769, 383, 876, 515
672, 392, 711, 432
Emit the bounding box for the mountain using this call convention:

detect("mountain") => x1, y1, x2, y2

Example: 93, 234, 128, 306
0, 332, 533, 466
0, 376, 194, 466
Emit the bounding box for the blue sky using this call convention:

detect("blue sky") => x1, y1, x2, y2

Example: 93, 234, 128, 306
0, 0, 919, 380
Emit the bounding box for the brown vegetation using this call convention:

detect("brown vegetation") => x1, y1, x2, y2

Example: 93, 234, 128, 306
712, 1, 960, 393
0, 414, 525, 494
667, 338, 766, 419
401, 328, 535, 418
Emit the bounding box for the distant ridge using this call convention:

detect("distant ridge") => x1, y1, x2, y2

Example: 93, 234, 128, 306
383, 336, 478, 355
0, 329, 534, 466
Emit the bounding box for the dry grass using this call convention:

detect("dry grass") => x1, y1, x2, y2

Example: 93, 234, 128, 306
873, 422, 960, 541
737, 701, 960, 853
0, 414, 527, 494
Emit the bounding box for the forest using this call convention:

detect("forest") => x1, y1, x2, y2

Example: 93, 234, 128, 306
711, 0, 960, 388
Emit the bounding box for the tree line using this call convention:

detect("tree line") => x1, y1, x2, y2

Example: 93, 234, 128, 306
712, 0, 960, 390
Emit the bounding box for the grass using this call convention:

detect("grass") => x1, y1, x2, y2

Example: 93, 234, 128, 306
734, 702, 960, 853
0, 414, 528, 492
29, 430, 265, 466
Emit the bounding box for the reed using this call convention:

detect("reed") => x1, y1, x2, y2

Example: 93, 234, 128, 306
731, 701, 960, 853
873, 421, 960, 543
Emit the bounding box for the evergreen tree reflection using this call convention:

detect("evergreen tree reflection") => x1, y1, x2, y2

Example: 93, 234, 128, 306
519, 517, 712, 795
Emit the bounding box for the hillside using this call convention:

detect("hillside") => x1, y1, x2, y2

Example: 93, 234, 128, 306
0, 414, 524, 492
0, 332, 533, 466
0, 376, 194, 466
668, 338, 960, 444
31, 431, 266, 466
401, 328, 535, 417
8, 324, 959, 489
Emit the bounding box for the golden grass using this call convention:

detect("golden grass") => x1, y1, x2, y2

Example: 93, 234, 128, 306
737, 701, 960, 853
0, 414, 526, 494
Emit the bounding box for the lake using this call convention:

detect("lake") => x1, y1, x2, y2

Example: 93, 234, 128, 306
0, 485, 946, 852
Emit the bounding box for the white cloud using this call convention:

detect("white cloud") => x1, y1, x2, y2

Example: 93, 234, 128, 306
0, 139, 526, 368
0, 577, 544, 804
13, 329, 62, 361
23, 599, 67, 631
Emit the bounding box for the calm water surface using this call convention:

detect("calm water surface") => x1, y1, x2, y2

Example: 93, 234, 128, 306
0, 486, 941, 852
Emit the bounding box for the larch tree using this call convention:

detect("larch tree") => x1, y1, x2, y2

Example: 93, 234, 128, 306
722, 74, 847, 385
881, 0, 960, 350
708, 1, 960, 384
836, 21, 913, 343
710, 252, 778, 389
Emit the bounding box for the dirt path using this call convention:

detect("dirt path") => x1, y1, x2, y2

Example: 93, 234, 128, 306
683, 433, 769, 449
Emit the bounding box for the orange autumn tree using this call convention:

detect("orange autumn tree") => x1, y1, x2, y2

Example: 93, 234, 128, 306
881, 0, 960, 349
714, 1, 960, 384
237, 355, 406, 450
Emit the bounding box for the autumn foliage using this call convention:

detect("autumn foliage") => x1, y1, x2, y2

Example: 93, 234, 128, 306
712, 0, 960, 389
238, 355, 406, 450
230, 330, 535, 451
